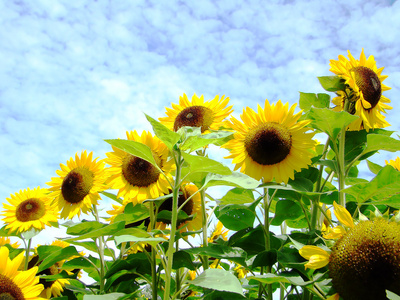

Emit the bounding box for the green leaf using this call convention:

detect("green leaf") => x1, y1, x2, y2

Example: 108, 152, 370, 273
343, 165, 400, 208
38, 246, 80, 273
145, 114, 180, 150
104, 139, 157, 168
299, 92, 330, 110
83, 293, 126, 300
68, 241, 115, 257
307, 108, 358, 141
64, 221, 126, 242
181, 152, 231, 175
252, 250, 278, 268
219, 188, 255, 205
190, 268, 243, 295
248, 273, 310, 286
387, 290, 400, 300
317, 76, 346, 92
21, 227, 41, 240
215, 204, 255, 231
203, 291, 247, 300
114, 202, 149, 225
185, 244, 247, 266
362, 134, 400, 156
202, 172, 260, 189
63, 257, 95, 269
367, 160, 383, 175
271, 200, 303, 226
114, 235, 166, 247
66, 221, 105, 236
172, 250, 196, 270
181, 130, 234, 151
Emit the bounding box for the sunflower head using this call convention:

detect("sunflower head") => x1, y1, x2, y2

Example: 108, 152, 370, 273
329, 218, 400, 300
106, 131, 174, 203
159, 93, 233, 133
1, 187, 59, 233
223, 99, 316, 183
386, 157, 400, 171
329, 49, 392, 131
47, 151, 109, 219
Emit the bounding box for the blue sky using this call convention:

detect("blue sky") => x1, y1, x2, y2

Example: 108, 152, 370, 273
1, 0, 400, 244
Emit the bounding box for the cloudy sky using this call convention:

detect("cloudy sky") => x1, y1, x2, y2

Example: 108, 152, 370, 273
1, 0, 400, 244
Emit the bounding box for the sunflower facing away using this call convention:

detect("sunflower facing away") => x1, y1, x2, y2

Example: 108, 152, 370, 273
223, 99, 316, 183
0, 246, 44, 300
1, 187, 59, 234
159, 93, 233, 133
330, 49, 392, 131
47, 150, 109, 219
386, 157, 400, 171
300, 203, 400, 300
106, 130, 174, 203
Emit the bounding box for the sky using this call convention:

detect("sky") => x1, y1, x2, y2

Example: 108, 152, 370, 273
1, 0, 400, 246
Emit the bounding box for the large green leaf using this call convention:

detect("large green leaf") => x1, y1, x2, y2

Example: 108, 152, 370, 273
219, 188, 255, 205
248, 273, 311, 287
145, 114, 180, 150
64, 221, 126, 242
172, 250, 196, 270
83, 294, 125, 300
38, 246, 80, 272
307, 108, 358, 141
317, 76, 346, 92
66, 241, 115, 257
271, 200, 303, 226
215, 204, 255, 231
180, 130, 234, 151
190, 268, 243, 295
343, 165, 400, 208
387, 290, 400, 300
185, 244, 247, 266
114, 235, 166, 247
202, 172, 260, 189
181, 152, 231, 175
66, 221, 105, 236
104, 139, 158, 168
299, 92, 330, 110
361, 134, 400, 156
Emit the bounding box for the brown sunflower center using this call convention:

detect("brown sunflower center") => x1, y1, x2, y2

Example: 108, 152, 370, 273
244, 122, 292, 165
38, 261, 62, 289
158, 189, 194, 225
329, 218, 400, 300
0, 274, 25, 300
15, 198, 46, 222
173, 106, 214, 133
352, 66, 382, 109
122, 153, 162, 187
61, 167, 94, 204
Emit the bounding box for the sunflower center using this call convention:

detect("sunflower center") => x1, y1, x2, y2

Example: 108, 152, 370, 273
0, 274, 25, 300
122, 153, 162, 187
39, 261, 62, 289
352, 66, 382, 109
15, 198, 46, 222
173, 106, 214, 132
329, 218, 400, 300
61, 167, 94, 204
244, 122, 292, 165
159, 189, 194, 225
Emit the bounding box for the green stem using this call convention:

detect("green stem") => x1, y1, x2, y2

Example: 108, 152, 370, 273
175, 240, 181, 299
200, 188, 209, 270
149, 202, 159, 300
310, 196, 321, 231
164, 150, 182, 300
24, 238, 32, 271
338, 126, 347, 207
92, 205, 106, 294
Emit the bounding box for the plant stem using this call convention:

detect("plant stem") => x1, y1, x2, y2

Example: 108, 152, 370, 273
164, 150, 182, 300
24, 237, 32, 270
92, 205, 106, 294
337, 126, 347, 207
260, 187, 273, 300
200, 188, 209, 270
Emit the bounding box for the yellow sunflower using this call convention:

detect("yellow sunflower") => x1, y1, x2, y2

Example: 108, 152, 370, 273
158, 183, 202, 234
386, 157, 400, 171
47, 150, 109, 219
208, 221, 229, 243
1, 187, 59, 233
0, 236, 20, 248
223, 99, 316, 183
300, 204, 400, 300
330, 49, 392, 131
159, 93, 233, 133
105, 130, 174, 203
0, 246, 44, 299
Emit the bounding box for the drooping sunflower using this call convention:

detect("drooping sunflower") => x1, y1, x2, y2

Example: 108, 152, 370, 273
1, 187, 59, 233
386, 157, 400, 171
330, 49, 392, 131
47, 150, 109, 219
0, 246, 44, 300
159, 93, 233, 133
158, 183, 202, 234
300, 203, 400, 300
223, 99, 316, 183
105, 130, 174, 203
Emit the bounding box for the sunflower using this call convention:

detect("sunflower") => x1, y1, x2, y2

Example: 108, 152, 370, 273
159, 93, 233, 133
330, 49, 392, 131
1, 187, 59, 233
223, 99, 316, 183
105, 130, 174, 203
47, 150, 109, 219
0, 246, 44, 300
0, 236, 20, 248
300, 203, 400, 300
386, 157, 400, 171
208, 221, 229, 243
158, 183, 202, 234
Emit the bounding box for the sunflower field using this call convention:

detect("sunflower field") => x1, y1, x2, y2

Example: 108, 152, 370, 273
2, 49, 400, 300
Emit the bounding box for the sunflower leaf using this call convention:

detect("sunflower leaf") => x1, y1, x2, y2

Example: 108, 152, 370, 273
64, 221, 126, 242
219, 188, 255, 204
145, 114, 181, 150
83, 293, 126, 300
307, 108, 358, 141
317, 76, 346, 92
105, 139, 157, 167
361, 134, 400, 156
299, 92, 330, 110
38, 245, 80, 272
181, 152, 231, 175
190, 268, 243, 295
271, 200, 303, 226
215, 204, 255, 231
180, 130, 234, 151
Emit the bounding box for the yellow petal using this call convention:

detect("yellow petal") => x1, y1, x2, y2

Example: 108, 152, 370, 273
299, 245, 330, 269
333, 202, 354, 228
